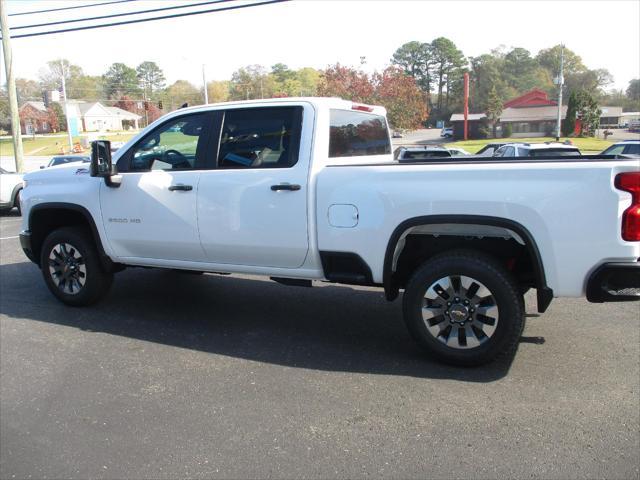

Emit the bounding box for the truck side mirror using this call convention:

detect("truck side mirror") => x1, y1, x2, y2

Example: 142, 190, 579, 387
90, 140, 121, 188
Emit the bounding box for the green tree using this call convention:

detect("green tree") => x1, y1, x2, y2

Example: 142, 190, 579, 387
626, 79, 640, 103
295, 67, 320, 96
430, 37, 465, 115
38, 59, 84, 91
562, 91, 578, 136
503, 47, 551, 93
136, 61, 166, 99
0, 90, 10, 131
484, 85, 503, 138
536, 45, 587, 76
391, 41, 433, 109
68, 75, 103, 101
103, 63, 140, 99
469, 54, 507, 111
206, 80, 230, 103
229, 65, 275, 100
575, 90, 601, 136
565, 68, 613, 99
162, 80, 202, 110
15, 78, 41, 102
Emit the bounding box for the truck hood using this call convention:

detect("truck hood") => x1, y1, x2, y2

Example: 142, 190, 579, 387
24, 162, 91, 185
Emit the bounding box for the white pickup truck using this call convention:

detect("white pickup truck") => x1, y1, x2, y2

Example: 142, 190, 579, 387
19, 98, 640, 365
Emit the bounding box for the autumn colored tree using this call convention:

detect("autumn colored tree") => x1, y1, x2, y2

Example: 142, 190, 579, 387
46, 106, 60, 132
49, 103, 65, 132
317, 63, 374, 103
319, 64, 427, 130
114, 95, 137, 113
372, 67, 427, 130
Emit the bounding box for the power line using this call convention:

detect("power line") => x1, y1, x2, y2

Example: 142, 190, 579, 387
9, 0, 138, 17
13, 0, 233, 31
2, 0, 289, 39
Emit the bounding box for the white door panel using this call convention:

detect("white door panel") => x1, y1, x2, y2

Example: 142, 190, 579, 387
198, 169, 308, 268
100, 170, 205, 261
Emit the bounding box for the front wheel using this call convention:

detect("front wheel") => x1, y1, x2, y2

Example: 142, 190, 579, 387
40, 227, 113, 306
402, 250, 524, 366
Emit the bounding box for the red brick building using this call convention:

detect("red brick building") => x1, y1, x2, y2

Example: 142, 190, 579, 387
19, 101, 55, 135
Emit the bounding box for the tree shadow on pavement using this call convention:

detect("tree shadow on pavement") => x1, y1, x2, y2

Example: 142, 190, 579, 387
0, 261, 526, 382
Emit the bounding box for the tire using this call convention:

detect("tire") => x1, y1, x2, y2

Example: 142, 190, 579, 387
13, 189, 21, 215
402, 249, 524, 366
40, 227, 113, 306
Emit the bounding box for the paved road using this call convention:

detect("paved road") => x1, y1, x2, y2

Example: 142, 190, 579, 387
0, 211, 638, 479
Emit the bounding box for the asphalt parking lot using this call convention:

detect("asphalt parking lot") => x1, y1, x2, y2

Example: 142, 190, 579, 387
1, 210, 638, 479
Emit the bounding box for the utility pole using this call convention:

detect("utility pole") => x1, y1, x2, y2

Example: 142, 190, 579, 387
60, 61, 73, 153
202, 64, 208, 104
0, 0, 24, 173
555, 44, 564, 141
463, 72, 469, 141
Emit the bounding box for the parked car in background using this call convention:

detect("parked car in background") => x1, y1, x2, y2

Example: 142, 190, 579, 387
601, 140, 640, 156
41, 155, 90, 169
391, 131, 404, 138
493, 143, 581, 157
110, 141, 125, 152
0, 167, 24, 214
440, 127, 453, 138
447, 147, 471, 156
394, 146, 452, 161
475, 143, 508, 156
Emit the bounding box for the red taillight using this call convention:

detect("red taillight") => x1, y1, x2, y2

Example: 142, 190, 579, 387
352, 103, 374, 112
615, 172, 640, 241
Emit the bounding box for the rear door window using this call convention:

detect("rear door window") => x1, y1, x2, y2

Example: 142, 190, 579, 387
217, 107, 302, 169
329, 110, 391, 158
623, 144, 640, 155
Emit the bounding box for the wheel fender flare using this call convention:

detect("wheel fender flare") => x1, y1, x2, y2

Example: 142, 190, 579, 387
28, 202, 116, 272
382, 215, 553, 312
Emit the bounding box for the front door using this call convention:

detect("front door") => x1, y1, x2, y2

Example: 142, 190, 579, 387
101, 112, 213, 262
197, 106, 310, 268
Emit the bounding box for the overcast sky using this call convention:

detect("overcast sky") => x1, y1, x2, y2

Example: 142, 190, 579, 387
2, 0, 639, 91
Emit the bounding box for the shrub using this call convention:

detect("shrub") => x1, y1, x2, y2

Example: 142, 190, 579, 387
502, 123, 512, 138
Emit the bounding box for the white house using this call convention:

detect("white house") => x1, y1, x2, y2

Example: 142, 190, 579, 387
62, 100, 141, 132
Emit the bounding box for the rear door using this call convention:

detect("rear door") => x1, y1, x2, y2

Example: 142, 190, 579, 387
197, 105, 311, 268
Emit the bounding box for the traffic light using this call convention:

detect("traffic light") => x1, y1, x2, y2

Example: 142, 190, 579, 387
144, 101, 149, 111
158, 101, 163, 110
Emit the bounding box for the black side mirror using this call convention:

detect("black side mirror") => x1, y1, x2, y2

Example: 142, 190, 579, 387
90, 140, 121, 188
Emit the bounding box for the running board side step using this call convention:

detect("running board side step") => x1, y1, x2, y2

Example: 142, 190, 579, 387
270, 277, 313, 287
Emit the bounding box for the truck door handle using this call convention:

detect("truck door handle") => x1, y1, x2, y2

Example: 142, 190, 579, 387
270, 183, 301, 191
168, 184, 193, 191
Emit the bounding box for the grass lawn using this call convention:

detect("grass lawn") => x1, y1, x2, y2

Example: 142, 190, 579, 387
450, 136, 613, 154
0, 131, 138, 157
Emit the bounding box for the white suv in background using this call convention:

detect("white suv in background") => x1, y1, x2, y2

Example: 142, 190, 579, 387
0, 167, 24, 214
601, 140, 640, 156
493, 142, 581, 157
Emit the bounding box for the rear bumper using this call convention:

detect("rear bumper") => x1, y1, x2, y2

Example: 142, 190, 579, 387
19, 230, 37, 264
586, 262, 640, 302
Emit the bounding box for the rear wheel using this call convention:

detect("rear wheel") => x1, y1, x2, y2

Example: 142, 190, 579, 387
402, 250, 524, 366
40, 227, 113, 306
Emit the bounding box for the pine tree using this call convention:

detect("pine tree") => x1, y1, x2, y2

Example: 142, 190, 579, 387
485, 85, 503, 138
562, 91, 577, 136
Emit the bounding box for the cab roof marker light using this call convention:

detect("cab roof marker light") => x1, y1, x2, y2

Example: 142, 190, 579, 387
352, 103, 374, 113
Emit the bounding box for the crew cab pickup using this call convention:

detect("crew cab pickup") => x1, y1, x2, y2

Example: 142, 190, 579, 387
18, 98, 640, 365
